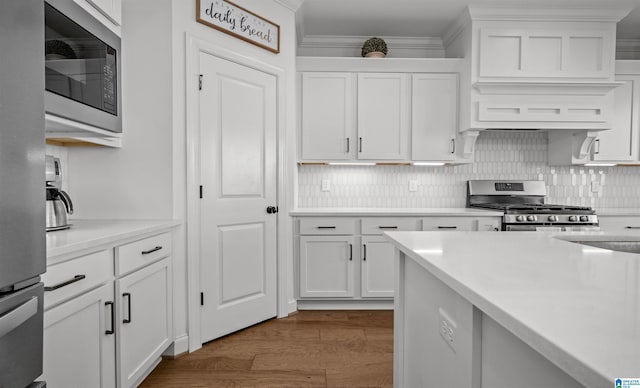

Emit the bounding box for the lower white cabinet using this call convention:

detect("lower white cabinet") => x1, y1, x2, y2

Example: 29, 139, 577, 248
43, 230, 173, 388
598, 215, 640, 231
299, 235, 355, 298
361, 236, 395, 298
423, 216, 501, 231
117, 258, 172, 387
43, 283, 116, 388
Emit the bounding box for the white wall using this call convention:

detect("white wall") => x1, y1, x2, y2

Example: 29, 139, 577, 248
298, 131, 640, 209
67, 0, 298, 354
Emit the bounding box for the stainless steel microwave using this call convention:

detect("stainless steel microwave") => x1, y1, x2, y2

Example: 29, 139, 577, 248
44, 0, 121, 133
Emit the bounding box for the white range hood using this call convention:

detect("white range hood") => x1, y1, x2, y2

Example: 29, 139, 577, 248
444, 5, 632, 164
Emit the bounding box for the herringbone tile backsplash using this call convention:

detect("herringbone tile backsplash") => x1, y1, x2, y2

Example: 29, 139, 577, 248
298, 131, 640, 209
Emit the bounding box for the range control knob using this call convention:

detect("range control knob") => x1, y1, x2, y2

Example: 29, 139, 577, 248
568, 215, 578, 222
548, 215, 559, 222
516, 215, 526, 222
579, 215, 590, 222
527, 215, 537, 222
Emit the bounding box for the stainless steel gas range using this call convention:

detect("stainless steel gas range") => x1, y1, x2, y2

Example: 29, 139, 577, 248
466, 180, 599, 231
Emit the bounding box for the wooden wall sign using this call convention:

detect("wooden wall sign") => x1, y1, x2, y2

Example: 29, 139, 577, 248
196, 0, 280, 54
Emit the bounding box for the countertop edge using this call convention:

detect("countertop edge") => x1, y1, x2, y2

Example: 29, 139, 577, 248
289, 208, 504, 217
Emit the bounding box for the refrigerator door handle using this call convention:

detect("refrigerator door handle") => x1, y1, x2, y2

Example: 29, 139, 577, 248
0, 297, 38, 337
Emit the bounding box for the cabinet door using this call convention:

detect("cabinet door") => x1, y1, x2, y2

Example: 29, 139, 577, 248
412, 74, 458, 161
358, 73, 410, 160
301, 72, 355, 161
42, 283, 116, 388
593, 76, 639, 162
361, 236, 395, 298
80, 0, 121, 25
116, 258, 172, 388
299, 236, 355, 298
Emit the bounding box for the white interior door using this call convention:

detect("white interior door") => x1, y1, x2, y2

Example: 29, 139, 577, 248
198, 52, 278, 343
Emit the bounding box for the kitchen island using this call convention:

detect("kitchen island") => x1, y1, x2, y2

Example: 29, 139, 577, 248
385, 230, 640, 388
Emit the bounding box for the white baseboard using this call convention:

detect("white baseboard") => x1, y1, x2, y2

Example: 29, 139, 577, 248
296, 299, 394, 310
287, 299, 297, 314
163, 334, 189, 357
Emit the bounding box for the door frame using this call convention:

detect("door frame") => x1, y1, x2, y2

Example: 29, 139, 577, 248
185, 35, 291, 352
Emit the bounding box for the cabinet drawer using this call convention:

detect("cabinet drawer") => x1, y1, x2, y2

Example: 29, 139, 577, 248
422, 217, 475, 231
361, 218, 420, 235
115, 232, 172, 276
43, 250, 113, 309
598, 216, 640, 231
299, 218, 355, 235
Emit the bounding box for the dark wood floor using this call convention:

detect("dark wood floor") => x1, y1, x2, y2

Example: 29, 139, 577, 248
140, 310, 393, 387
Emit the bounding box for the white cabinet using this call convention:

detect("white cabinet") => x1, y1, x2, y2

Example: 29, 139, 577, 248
116, 258, 172, 388
357, 73, 410, 160
412, 74, 459, 161
300, 72, 355, 161
299, 235, 355, 298
597, 215, 640, 231
591, 63, 640, 163
298, 218, 356, 298
422, 216, 500, 231
42, 230, 174, 388
360, 236, 396, 298
43, 282, 116, 388
73, 0, 122, 31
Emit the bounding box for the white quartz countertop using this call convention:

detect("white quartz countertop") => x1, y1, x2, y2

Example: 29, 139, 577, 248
289, 208, 503, 217
384, 230, 640, 388
47, 219, 180, 260
597, 208, 640, 216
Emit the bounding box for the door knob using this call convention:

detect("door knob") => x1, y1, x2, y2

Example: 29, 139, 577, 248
266, 206, 279, 214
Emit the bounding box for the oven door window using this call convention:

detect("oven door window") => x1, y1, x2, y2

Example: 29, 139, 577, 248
44, 2, 117, 115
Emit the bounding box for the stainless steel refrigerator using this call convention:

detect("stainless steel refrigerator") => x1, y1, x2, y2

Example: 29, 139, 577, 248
0, 0, 46, 387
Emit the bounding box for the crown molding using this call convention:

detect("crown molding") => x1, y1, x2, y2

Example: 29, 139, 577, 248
298, 35, 444, 52
273, 0, 304, 12
443, 8, 471, 49
467, 4, 631, 23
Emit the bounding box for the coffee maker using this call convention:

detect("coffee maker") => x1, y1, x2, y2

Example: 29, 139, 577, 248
45, 155, 73, 231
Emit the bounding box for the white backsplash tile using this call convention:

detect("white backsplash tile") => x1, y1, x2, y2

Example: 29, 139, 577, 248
297, 131, 640, 209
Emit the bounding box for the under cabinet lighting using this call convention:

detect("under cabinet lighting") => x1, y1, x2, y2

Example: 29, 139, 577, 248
413, 162, 446, 166
584, 163, 617, 167
327, 162, 376, 166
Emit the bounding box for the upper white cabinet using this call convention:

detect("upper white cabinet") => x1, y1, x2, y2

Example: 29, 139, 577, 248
591, 62, 640, 163
412, 74, 459, 161
300, 72, 355, 161
297, 57, 465, 163
357, 73, 410, 160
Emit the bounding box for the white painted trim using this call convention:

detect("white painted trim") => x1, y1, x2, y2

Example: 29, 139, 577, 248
467, 4, 631, 22
185, 34, 290, 351
615, 59, 640, 75
272, 0, 304, 12
296, 57, 464, 73
617, 40, 640, 57
296, 299, 394, 310
163, 334, 189, 356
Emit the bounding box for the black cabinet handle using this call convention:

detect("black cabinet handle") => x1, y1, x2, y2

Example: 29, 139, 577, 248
123, 293, 132, 324
378, 226, 398, 229
105, 301, 115, 335
359, 137, 363, 152
44, 275, 86, 291
317, 226, 336, 229
363, 244, 367, 261
625, 226, 640, 229
346, 137, 350, 153
437, 226, 458, 230
141, 246, 162, 255
348, 244, 353, 261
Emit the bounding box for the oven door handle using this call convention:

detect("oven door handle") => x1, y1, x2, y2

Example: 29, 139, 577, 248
0, 297, 38, 338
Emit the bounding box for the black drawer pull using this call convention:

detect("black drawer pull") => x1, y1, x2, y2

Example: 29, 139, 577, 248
437, 226, 457, 229
317, 226, 336, 229
44, 275, 86, 291
625, 226, 640, 229
123, 293, 132, 324
141, 246, 162, 255
105, 301, 115, 335
378, 226, 398, 229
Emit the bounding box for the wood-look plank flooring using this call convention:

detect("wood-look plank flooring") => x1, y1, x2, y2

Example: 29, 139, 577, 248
140, 310, 393, 388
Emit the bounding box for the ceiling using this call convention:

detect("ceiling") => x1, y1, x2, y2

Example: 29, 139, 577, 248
298, 0, 640, 40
